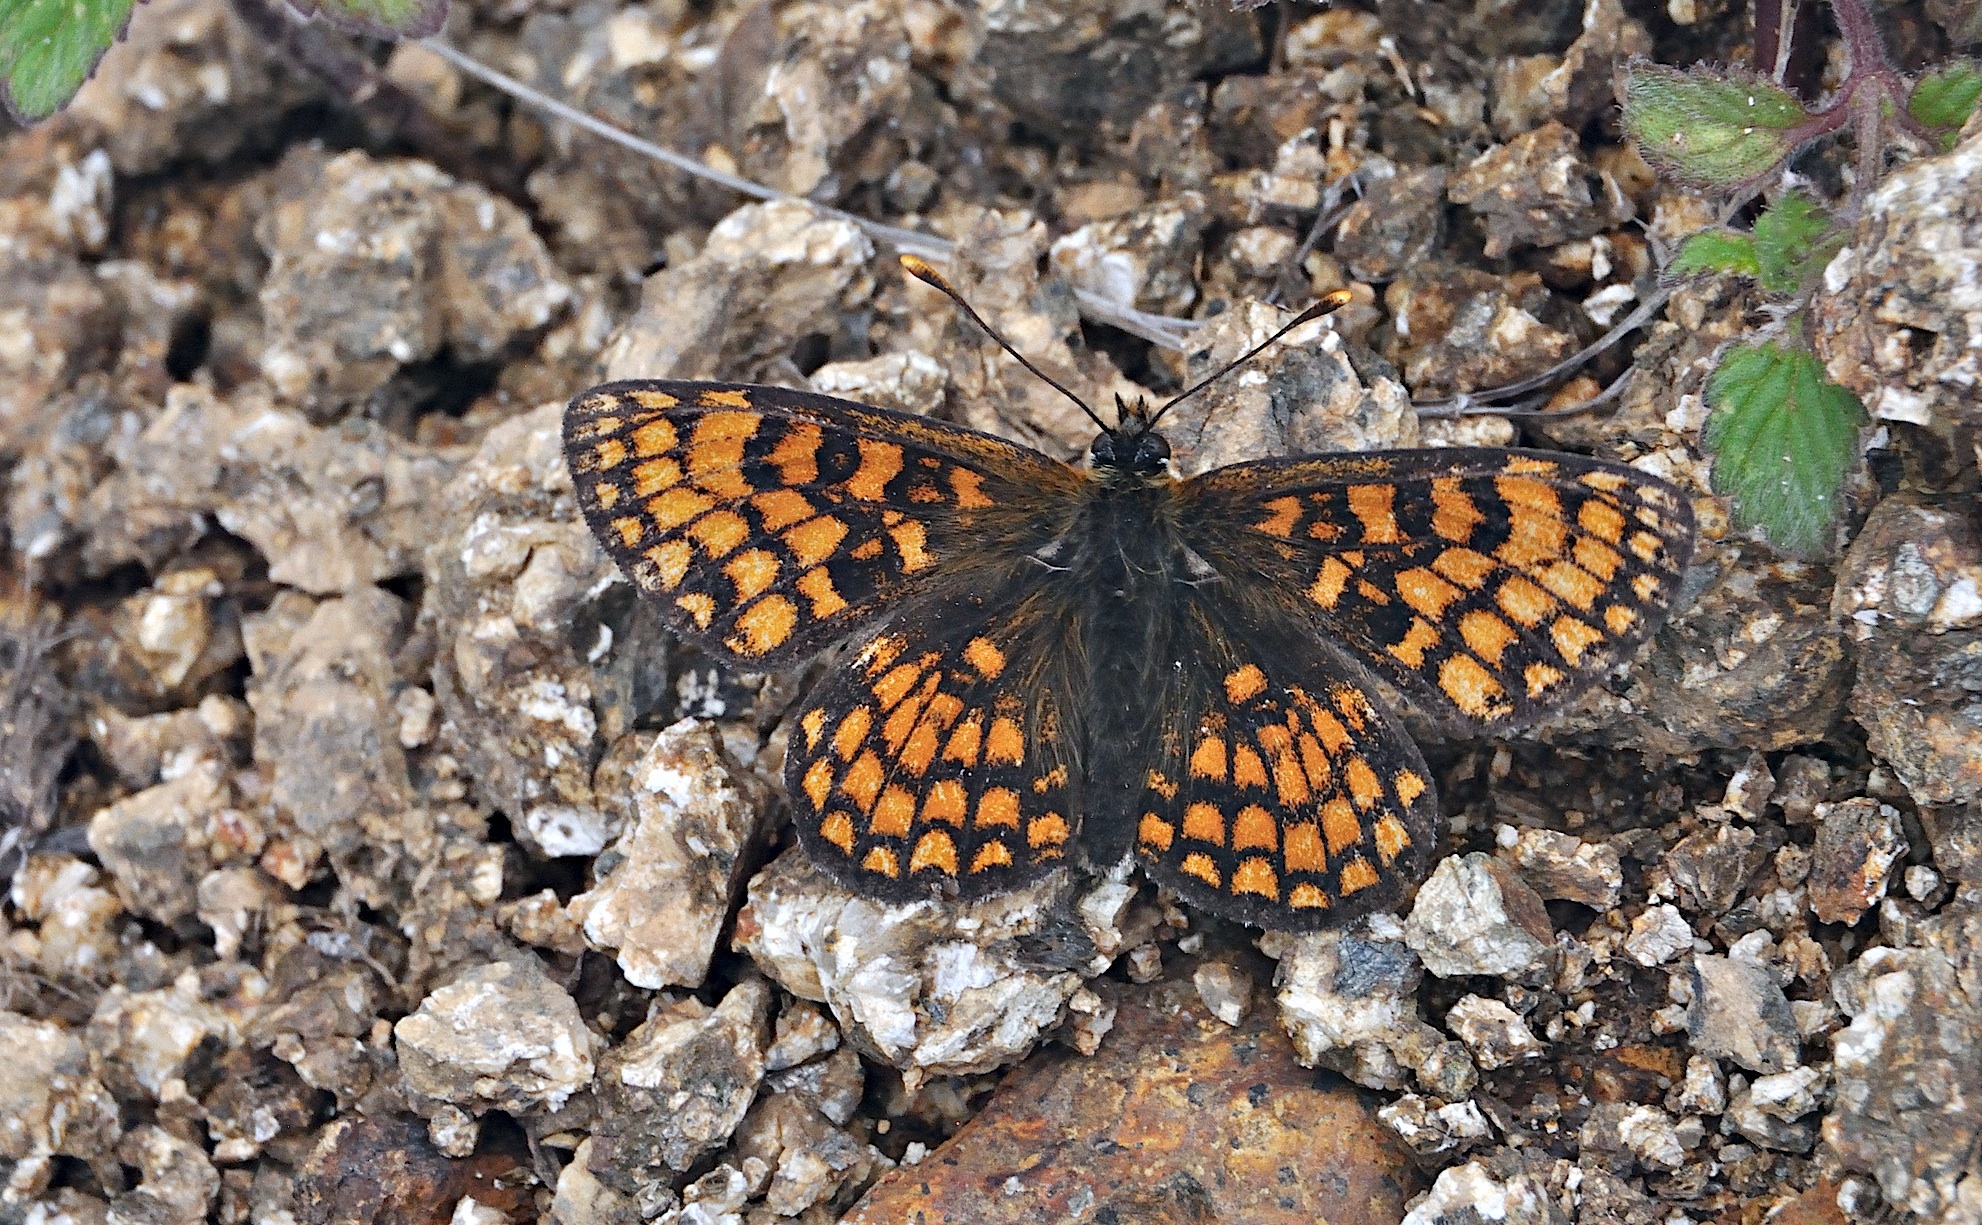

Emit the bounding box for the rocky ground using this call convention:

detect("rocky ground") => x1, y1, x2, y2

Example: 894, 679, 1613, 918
0, 0, 1979, 1222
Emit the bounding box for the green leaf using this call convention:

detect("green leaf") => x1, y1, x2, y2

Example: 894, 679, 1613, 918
1671, 231, 1762, 280
1909, 59, 1982, 141
1621, 61, 1811, 186
284, 0, 446, 39
0, 0, 139, 121
1703, 341, 1867, 556
1748, 193, 1840, 293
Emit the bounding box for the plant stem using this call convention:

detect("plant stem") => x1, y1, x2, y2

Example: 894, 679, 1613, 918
1824, 0, 1886, 78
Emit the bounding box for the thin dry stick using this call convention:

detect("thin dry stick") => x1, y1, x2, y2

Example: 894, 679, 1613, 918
419, 39, 1201, 350
1411, 285, 1675, 417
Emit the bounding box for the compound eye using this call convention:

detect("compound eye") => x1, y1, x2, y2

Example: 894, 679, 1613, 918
1089, 434, 1117, 467
1134, 432, 1171, 469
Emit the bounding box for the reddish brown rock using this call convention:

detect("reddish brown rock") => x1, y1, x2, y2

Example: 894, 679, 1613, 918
845, 970, 1421, 1225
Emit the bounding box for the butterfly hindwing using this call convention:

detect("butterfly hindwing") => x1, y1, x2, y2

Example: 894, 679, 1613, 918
1121, 606, 1440, 931
783, 593, 1081, 903
1181, 448, 1695, 733
565, 380, 1083, 667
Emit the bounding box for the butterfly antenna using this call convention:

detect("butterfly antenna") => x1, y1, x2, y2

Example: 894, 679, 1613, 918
899, 255, 1110, 433
1144, 288, 1356, 432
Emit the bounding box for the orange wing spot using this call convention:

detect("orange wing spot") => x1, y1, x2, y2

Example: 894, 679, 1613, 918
1139, 813, 1175, 851
1232, 805, 1277, 851
782, 516, 847, 568
690, 510, 750, 558
985, 717, 1025, 766
631, 418, 678, 458
1308, 557, 1352, 609
796, 567, 848, 618
1189, 737, 1227, 782
871, 663, 925, 711
970, 840, 1014, 873
1180, 852, 1222, 888
1297, 734, 1333, 792
1145, 769, 1180, 800
1032, 764, 1069, 794
1290, 882, 1331, 910
1224, 664, 1268, 704
1182, 802, 1225, 846
1395, 769, 1427, 807
1373, 814, 1412, 864
1632, 572, 1662, 603
1605, 603, 1638, 635
888, 518, 935, 572
846, 439, 904, 501
1503, 455, 1559, 476
1231, 745, 1268, 790
871, 786, 915, 838
1459, 609, 1519, 666
944, 716, 982, 766
724, 549, 780, 602
675, 592, 716, 630
1627, 530, 1664, 563
1338, 857, 1380, 895
1386, 617, 1440, 668
687, 413, 760, 498
1440, 653, 1510, 720
899, 722, 941, 777
882, 678, 936, 753
1027, 813, 1070, 849
1285, 823, 1328, 873
1355, 579, 1391, 605
1431, 547, 1497, 590
963, 637, 1006, 679
631, 456, 682, 497
950, 468, 994, 509
857, 637, 905, 677
646, 486, 714, 531
1270, 748, 1311, 809
1322, 797, 1363, 853
1579, 468, 1628, 492
1430, 477, 1485, 542
1347, 484, 1402, 544
728, 594, 798, 656
1345, 757, 1382, 810
922, 780, 968, 826
1551, 615, 1605, 667
1332, 684, 1372, 728
1496, 472, 1563, 513
800, 708, 828, 750
594, 481, 623, 511
1496, 575, 1557, 627
1308, 707, 1350, 753
976, 787, 1021, 828
1577, 498, 1627, 544
832, 706, 872, 762
908, 483, 944, 504
646, 539, 694, 590
802, 758, 833, 810
1524, 661, 1567, 697
819, 811, 856, 854
627, 389, 679, 411
751, 488, 815, 531
1497, 508, 1570, 568
850, 538, 884, 561
696, 388, 753, 409
842, 750, 885, 811
767, 422, 822, 485
1397, 567, 1464, 620
861, 846, 901, 879
613, 517, 646, 548
1256, 496, 1301, 537
1232, 858, 1279, 899
910, 830, 959, 875
1539, 560, 1603, 611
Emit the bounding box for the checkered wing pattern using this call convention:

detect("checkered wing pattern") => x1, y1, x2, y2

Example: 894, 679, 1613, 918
1183, 449, 1695, 733
784, 593, 1080, 902
1126, 608, 1438, 930
565, 380, 1082, 666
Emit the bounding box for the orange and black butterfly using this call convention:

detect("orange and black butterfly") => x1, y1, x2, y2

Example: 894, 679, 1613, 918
564, 264, 1694, 932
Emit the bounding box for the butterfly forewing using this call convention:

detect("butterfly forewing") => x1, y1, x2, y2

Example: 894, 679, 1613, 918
1182, 449, 1695, 734
783, 593, 1081, 902
565, 380, 1082, 666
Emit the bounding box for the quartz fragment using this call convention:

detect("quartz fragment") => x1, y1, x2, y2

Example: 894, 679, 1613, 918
1686, 954, 1800, 1074
1404, 853, 1553, 979
395, 957, 596, 1120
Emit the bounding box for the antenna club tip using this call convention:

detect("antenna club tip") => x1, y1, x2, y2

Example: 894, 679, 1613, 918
899, 254, 954, 292
1320, 287, 1356, 311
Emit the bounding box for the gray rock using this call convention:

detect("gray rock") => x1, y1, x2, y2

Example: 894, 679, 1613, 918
1334, 165, 1449, 284
1275, 925, 1439, 1091
1579, 1102, 1687, 1172
86, 760, 228, 924
1809, 799, 1909, 925
1500, 828, 1622, 908
1447, 122, 1633, 258
0, 1011, 122, 1200
1622, 903, 1695, 968
1664, 822, 1767, 916
1404, 853, 1553, 979
1446, 995, 1544, 1070
1192, 961, 1254, 1027
395, 956, 597, 1119
1686, 954, 1800, 1074
1400, 1160, 1556, 1225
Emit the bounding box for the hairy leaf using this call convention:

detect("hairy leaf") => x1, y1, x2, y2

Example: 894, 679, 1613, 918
0, 0, 138, 120
1621, 61, 1810, 186
1910, 59, 1982, 142
1704, 342, 1866, 556
1670, 232, 1762, 281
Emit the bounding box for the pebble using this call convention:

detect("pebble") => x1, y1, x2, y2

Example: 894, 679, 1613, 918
394, 956, 597, 1122
1445, 995, 1545, 1069
1403, 853, 1553, 979
1686, 954, 1801, 1074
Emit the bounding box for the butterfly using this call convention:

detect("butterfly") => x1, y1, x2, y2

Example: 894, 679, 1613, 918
563, 263, 1695, 932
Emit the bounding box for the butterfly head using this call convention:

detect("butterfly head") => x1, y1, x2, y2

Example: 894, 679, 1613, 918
1089, 398, 1172, 477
